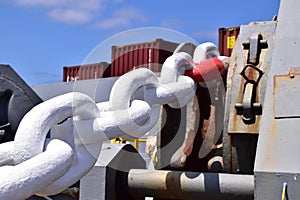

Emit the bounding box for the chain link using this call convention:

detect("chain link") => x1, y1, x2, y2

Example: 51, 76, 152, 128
0, 41, 227, 199
0, 52, 196, 199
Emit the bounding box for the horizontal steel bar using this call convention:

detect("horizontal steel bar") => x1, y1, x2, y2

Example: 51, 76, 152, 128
126, 169, 254, 200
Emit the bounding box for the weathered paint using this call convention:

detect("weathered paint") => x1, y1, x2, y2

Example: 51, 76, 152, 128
254, 0, 300, 199
226, 22, 277, 135
223, 21, 277, 173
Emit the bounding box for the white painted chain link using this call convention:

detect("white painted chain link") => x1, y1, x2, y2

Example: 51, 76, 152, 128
0, 52, 196, 200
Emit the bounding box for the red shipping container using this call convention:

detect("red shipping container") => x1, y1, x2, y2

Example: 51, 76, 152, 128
218, 26, 240, 57
111, 38, 179, 77
63, 62, 110, 82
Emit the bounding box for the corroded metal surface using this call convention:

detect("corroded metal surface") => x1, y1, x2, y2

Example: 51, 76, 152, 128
254, 0, 300, 199
225, 21, 277, 135
223, 21, 277, 173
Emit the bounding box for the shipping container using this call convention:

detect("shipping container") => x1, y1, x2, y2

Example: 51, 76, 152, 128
218, 26, 240, 57
111, 38, 179, 77
63, 62, 110, 82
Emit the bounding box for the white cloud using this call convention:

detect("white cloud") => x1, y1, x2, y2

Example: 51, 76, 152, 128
9, 0, 101, 10
9, 0, 69, 7
48, 9, 93, 24
95, 6, 147, 29
96, 18, 129, 29
3, 0, 146, 28
6, 0, 102, 24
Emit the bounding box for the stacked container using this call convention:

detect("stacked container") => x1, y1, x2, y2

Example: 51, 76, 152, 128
110, 38, 179, 77
218, 26, 240, 57
63, 62, 110, 82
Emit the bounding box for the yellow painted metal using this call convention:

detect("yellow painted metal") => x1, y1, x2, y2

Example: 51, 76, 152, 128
111, 138, 147, 151
227, 36, 236, 49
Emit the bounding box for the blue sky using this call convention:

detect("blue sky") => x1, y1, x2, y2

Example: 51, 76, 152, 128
0, 0, 280, 85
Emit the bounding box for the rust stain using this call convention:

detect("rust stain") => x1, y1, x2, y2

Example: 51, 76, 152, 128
249, 21, 264, 25
231, 55, 238, 78
230, 111, 238, 132
255, 55, 264, 101
274, 76, 279, 90
229, 58, 261, 134
289, 67, 300, 74
237, 70, 245, 104
201, 105, 216, 144
229, 113, 260, 134
228, 39, 268, 134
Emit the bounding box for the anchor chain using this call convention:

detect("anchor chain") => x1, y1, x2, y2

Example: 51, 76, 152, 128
0, 52, 197, 199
